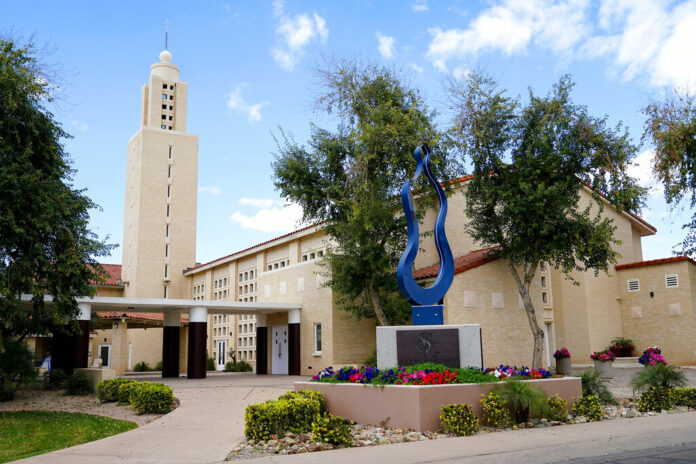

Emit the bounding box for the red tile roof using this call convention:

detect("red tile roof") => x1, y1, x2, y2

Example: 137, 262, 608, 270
92, 264, 122, 287
615, 256, 696, 270
413, 246, 500, 280
97, 312, 189, 325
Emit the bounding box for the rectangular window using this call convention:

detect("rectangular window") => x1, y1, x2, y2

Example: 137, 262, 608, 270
165, 224, 169, 237
166, 205, 170, 217
169, 85, 174, 90
163, 84, 168, 89
169, 105, 173, 110
541, 276, 546, 288
164, 265, 168, 278
542, 292, 548, 304
162, 104, 166, 109
627, 279, 640, 292
540, 261, 546, 271
314, 323, 322, 353
165, 244, 169, 257
168, 116, 172, 120
170, 95, 174, 100
168, 166, 171, 178
163, 286, 168, 298
161, 114, 166, 119
162, 94, 167, 100
168, 146, 172, 159
665, 274, 679, 288
161, 124, 166, 129
168, 126, 172, 130
167, 185, 171, 197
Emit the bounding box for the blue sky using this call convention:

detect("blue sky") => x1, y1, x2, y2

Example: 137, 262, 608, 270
3, 0, 696, 265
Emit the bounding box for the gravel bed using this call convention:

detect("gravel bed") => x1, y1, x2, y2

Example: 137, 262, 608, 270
0, 388, 170, 426
226, 399, 696, 460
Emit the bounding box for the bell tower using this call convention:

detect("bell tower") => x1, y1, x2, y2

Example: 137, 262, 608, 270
122, 50, 198, 299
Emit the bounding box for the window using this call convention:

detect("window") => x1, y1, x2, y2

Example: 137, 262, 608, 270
161, 114, 167, 119
167, 185, 171, 198
302, 255, 307, 262
163, 84, 168, 89
165, 244, 169, 257
163, 286, 168, 298
162, 104, 167, 109
165, 224, 169, 237
168, 146, 172, 159
542, 292, 548, 304
541, 276, 546, 288
164, 265, 168, 278
168, 116, 172, 121
627, 279, 640, 292
169, 105, 173, 110
162, 94, 167, 99
169, 85, 174, 90
168, 126, 172, 130
169, 95, 174, 100
540, 261, 546, 271
161, 124, 166, 129
314, 323, 322, 353
665, 274, 679, 288
166, 205, 170, 217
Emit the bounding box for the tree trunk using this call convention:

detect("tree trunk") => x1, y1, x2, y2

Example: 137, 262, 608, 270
509, 261, 545, 370
368, 282, 391, 326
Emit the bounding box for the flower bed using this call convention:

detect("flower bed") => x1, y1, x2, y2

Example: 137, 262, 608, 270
311, 364, 554, 386
298, 374, 581, 432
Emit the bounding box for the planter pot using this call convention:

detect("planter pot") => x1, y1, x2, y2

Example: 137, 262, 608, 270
622, 347, 634, 357
555, 357, 572, 375
594, 360, 614, 379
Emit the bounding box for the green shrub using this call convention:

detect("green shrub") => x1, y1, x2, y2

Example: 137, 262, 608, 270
206, 357, 215, 371
480, 392, 510, 427
440, 404, 480, 436
43, 369, 67, 391
244, 392, 326, 441
577, 369, 615, 404
631, 364, 687, 392
545, 394, 569, 422
66, 372, 90, 395
363, 349, 377, 367
637, 386, 673, 412
129, 382, 174, 414
0, 338, 37, 401
311, 413, 354, 446
154, 361, 163, 371
572, 395, 602, 421
224, 361, 252, 372
672, 387, 696, 408
117, 381, 140, 405
133, 361, 151, 372
492, 379, 548, 423
278, 389, 327, 415
97, 378, 136, 402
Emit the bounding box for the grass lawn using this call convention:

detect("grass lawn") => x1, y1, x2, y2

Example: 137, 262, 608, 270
0, 410, 137, 463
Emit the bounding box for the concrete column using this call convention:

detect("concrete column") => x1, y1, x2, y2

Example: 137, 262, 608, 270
288, 309, 300, 376
256, 313, 268, 375
187, 306, 207, 379
162, 311, 180, 378
74, 303, 91, 370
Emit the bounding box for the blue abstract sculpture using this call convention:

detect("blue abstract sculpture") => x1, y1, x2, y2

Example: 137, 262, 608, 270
397, 145, 454, 325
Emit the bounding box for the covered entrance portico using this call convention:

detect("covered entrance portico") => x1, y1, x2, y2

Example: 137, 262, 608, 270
26, 295, 301, 378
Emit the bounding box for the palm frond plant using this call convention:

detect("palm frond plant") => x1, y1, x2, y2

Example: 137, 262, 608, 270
577, 369, 615, 404
631, 363, 687, 393
492, 379, 548, 423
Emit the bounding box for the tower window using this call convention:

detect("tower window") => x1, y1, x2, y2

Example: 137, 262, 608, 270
165, 244, 169, 257
168, 126, 172, 130
169, 85, 174, 90
165, 224, 169, 237
162, 94, 167, 100
169, 105, 173, 110
168, 166, 171, 178
169, 96, 174, 100
164, 286, 168, 298
164, 265, 168, 278
167, 185, 171, 197
161, 124, 166, 129
168, 146, 172, 159
162, 104, 166, 109
166, 205, 170, 217
162, 84, 168, 89
168, 116, 172, 120
161, 115, 166, 119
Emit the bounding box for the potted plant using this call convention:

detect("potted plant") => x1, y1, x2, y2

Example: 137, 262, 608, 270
610, 337, 636, 357
590, 349, 615, 379
638, 346, 666, 366
553, 348, 572, 375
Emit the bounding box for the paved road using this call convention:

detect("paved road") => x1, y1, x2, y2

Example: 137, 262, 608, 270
559, 442, 696, 463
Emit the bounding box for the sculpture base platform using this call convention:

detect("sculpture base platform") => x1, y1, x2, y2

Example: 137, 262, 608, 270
376, 324, 482, 370
412, 305, 443, 325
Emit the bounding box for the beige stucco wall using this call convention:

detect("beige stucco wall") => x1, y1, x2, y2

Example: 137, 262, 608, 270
618, 261, 696, 365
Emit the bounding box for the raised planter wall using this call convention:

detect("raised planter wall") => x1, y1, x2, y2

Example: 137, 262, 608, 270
295, 377, 582, 432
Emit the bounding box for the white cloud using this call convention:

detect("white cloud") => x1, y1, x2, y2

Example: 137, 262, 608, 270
376, 32, 396, 59
587, 0, 696, 88
412, 0, 428, 13
71, 120, 89, 131
627, 149, 663, 195
238, 197, 275, 208
409, 63, 424, 74
198, 185, 222, 195
426, 0, 590, 72
230, 201, 304, 233
226, 84, 269, 123
272, 1, 329, 71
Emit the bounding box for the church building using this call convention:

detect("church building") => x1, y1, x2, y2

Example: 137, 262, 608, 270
83, 49, 696, 377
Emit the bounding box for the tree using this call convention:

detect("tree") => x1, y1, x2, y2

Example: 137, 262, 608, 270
0, 38, 113, 339
642, 92, 696, 255
449, 74, 646, 368
273, 61, 453, 326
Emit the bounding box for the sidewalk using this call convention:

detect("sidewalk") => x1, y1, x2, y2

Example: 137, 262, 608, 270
20, 374, 303, 464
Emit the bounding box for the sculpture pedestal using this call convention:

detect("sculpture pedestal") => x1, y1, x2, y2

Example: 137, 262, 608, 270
376, 324, 482, 370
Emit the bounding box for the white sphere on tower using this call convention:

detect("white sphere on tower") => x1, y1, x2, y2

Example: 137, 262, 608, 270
159, 49, 172, 63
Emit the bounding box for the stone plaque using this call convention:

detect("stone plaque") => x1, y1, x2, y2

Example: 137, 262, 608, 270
396, 328, 460, 368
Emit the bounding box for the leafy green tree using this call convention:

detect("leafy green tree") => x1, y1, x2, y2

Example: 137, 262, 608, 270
642, 92, 696, 255
273, 61, 453, 325
0, 38, 112, 339
449, 74, 646, 368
